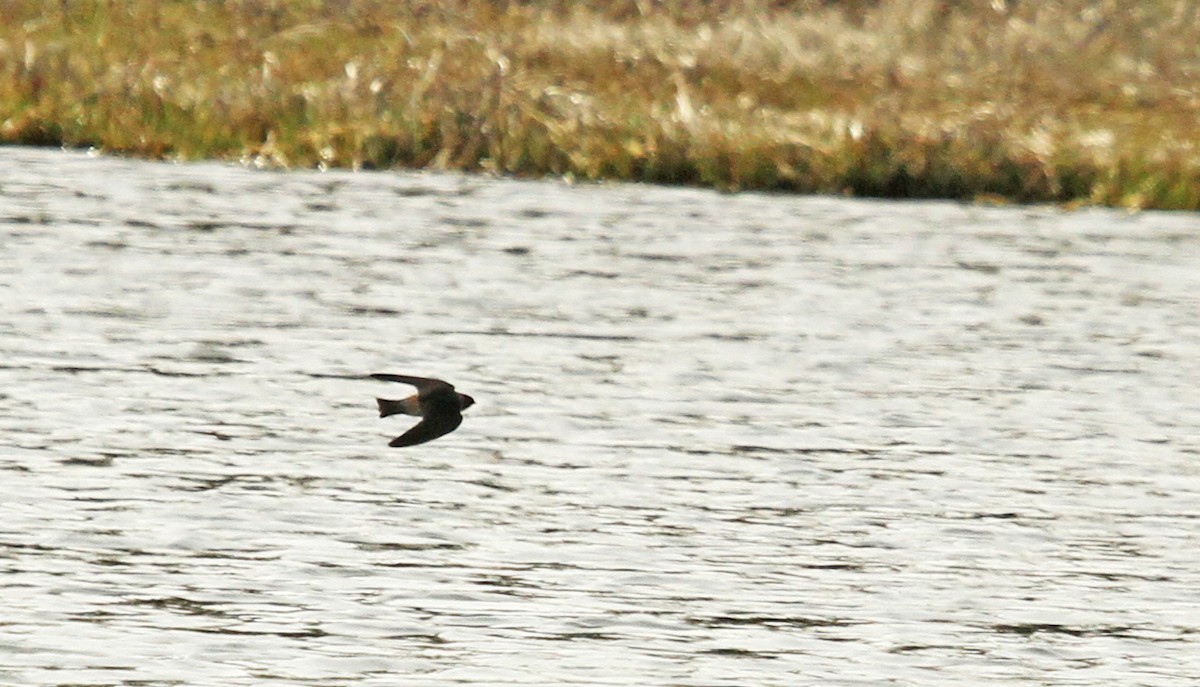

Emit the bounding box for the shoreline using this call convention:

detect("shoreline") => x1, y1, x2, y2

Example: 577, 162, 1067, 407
3, 1, 1198, 210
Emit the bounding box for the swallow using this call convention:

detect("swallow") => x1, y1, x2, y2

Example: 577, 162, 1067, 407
371, 374, 475, 447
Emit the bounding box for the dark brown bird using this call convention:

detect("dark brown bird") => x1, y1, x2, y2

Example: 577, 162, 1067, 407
371, 374, 475, 447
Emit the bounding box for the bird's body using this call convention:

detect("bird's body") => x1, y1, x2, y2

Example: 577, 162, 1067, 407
371, 374, 474, 447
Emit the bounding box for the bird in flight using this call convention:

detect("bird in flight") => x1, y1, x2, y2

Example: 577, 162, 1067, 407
371, 374, 475, 447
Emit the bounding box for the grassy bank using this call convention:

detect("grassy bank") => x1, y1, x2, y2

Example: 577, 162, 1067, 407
2, 0, 1199, 209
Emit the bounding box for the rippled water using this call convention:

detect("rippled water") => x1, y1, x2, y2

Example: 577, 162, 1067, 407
2, 146, 1200, 685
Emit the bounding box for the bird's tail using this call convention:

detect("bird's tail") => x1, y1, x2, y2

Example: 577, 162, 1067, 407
377, 396, 421, 418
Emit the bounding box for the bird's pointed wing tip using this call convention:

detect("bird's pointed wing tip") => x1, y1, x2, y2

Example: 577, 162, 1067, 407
371, 373, 452, 390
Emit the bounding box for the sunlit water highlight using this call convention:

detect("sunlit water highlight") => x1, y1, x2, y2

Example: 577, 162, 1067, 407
2, 146, 1199, 685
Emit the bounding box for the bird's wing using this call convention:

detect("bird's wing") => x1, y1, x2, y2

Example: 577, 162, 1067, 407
388, 412, 464, 447
370, 373, 453, 392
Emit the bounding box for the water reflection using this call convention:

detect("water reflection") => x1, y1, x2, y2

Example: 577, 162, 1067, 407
2, 146, 1200, 685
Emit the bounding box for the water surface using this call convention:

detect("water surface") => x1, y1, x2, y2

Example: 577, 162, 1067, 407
2, 146, 1199, 685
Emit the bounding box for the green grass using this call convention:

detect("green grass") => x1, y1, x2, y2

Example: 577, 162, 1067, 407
3, 0, 1199, 209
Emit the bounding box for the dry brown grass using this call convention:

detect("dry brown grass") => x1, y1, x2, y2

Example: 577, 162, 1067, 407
2, 0, 1199, 208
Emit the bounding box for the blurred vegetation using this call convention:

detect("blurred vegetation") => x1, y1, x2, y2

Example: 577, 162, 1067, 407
2, 0, 1199, 208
